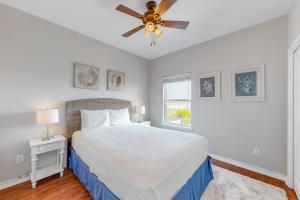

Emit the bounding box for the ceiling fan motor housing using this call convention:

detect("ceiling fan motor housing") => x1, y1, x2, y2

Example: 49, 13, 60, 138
143, 1, 161, 28
143, 12, 161, 26
146, 1, 157, 10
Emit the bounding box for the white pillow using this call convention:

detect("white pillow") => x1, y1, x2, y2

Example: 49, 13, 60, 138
81, 110, 110, 131
109, 108, 131, 126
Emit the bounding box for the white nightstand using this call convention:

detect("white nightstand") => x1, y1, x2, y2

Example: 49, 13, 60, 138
138, 121, 151, 126
29, 135, 66, 188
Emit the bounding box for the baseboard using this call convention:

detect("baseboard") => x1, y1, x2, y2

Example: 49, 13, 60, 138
0, 175, 30, 190
295, 178, 300, 198
210, 153, 287, 182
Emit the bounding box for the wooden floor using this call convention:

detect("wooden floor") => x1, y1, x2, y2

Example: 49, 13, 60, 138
0, 159, 298, 200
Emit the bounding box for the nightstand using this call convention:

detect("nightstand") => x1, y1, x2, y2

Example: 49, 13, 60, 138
29, 135, 66, 188
138, 121, 151, 126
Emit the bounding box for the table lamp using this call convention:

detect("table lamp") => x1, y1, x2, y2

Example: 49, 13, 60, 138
134, 105, 146, 122
36, 108, 59, 141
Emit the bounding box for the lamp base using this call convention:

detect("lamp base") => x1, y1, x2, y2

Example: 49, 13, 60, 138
42, 125, 55, 141
134, 113, 144, 123
42, 135, 54, 141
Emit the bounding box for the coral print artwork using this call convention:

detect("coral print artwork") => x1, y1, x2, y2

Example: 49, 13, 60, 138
235, 72, 257, 96
197, 71, 220, 101
200, 77, 216, 97
230, 65, 265, 101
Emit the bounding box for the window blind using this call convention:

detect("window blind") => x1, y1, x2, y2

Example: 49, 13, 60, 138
162, 73, 191, 83
163, 73, 192, 129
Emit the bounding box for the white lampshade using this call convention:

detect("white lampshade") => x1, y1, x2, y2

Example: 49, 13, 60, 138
36, 109, 59, 125
134, 106, 146, 115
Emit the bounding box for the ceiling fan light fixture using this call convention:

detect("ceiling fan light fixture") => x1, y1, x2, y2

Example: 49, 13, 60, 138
154, 27, 163, 37
146, 22, 155, 32
144, 29, 150, 38
150, 32, 156, 46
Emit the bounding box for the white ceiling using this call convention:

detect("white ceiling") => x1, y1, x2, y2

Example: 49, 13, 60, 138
0, 0, 293, 60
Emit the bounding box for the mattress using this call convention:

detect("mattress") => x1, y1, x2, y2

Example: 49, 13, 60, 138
72, 123, 208, 200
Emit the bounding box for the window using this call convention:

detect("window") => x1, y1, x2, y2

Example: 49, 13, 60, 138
163, 73, 192, 129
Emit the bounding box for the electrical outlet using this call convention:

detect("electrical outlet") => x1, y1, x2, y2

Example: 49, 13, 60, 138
16, 154, 24, 164
253, 148, 260, 156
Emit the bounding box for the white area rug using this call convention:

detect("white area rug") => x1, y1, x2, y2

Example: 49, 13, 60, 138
201, 166, 287, 200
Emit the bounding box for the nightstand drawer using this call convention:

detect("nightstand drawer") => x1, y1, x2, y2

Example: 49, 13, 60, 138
38, 142, 61, 152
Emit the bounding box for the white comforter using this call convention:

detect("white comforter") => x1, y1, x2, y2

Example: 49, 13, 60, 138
72, 123, 208, 200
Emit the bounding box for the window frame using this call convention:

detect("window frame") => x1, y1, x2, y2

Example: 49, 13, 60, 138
162, 73, 192, 131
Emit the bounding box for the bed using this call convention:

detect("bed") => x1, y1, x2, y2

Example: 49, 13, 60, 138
66, 98, 213, 200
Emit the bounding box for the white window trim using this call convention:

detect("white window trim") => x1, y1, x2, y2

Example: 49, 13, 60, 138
162, 73, 192, 130
161, 123, 193, 132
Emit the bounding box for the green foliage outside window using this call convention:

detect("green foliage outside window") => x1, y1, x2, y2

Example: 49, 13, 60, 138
166, 108, 191, 127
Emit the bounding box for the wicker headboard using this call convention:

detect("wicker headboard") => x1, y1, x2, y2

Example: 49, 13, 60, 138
65, 98, 132, 137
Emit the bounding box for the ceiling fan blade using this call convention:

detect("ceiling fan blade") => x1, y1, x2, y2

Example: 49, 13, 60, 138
122, 25, 145, 37
116, 5, 143, 19
156, 0, 177, 16
162, 20, 189, 30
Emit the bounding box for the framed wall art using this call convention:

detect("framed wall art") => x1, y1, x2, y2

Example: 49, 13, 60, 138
197, 71, 221, 101
230, 64, 265, 101
107, 70, 125, 91
74, 63, 99, 90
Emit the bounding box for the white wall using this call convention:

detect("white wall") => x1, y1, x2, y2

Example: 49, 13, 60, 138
0, 4, 149, 183
149, 17, 288, 174
288, 0, 300, 46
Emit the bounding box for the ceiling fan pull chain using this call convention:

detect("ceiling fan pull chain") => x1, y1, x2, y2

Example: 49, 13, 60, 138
150, 32, 156, 46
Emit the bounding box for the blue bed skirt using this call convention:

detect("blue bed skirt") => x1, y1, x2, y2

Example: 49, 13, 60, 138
69, 149, 213, 200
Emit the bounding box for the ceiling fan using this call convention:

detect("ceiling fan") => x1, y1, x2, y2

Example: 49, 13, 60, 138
116, 0, 189, 46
